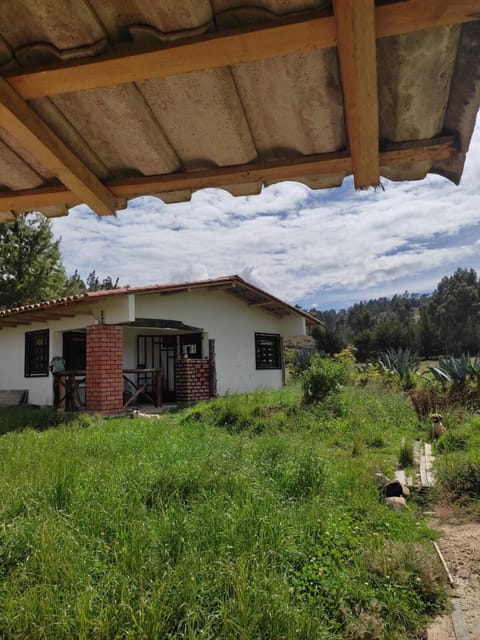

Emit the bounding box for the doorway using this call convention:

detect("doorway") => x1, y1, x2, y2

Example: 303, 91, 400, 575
63, 331, 86, 370
137, 335, 177, 402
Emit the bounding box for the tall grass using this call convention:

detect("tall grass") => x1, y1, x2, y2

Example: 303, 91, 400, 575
435, 414, 480, 511
0, 384, 446, 639
0, 405, 63, 435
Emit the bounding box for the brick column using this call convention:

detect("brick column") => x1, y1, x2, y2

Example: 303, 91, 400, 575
176, 358, 210, 405
86, 324, 123, 413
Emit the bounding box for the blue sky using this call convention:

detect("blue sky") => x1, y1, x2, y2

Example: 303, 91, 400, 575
52, 120, 480, 311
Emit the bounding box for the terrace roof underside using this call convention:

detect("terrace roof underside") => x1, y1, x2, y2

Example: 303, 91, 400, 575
0, 0, 478, 222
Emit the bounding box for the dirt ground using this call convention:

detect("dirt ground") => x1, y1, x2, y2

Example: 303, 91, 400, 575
427, 505, 480, 640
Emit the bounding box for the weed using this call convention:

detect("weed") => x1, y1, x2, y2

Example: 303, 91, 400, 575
436, 430, 469, 453
399, 440, 414, 468
438, 453, 480, 500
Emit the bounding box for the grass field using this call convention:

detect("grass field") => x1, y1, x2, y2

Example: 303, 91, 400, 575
0, 384, 449, 639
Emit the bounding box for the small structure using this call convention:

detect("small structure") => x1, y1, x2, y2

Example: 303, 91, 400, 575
0, 275, 319, 413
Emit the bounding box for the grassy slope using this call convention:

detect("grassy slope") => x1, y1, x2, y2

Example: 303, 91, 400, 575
0, 385, 448, 639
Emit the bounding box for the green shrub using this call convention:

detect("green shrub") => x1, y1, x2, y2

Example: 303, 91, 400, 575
302, 355, 347, 405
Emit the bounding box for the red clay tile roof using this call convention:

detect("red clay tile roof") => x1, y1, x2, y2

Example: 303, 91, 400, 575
0, 275, 322, 327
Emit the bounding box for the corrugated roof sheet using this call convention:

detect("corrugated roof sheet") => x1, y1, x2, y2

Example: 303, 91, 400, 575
0, 1, 478, 221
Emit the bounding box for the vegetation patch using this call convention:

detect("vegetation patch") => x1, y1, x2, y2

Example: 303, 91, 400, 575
0, 382, 450, 639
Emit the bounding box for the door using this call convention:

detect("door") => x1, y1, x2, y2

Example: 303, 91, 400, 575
137, 335, 177, 402
63, 331, 86, 371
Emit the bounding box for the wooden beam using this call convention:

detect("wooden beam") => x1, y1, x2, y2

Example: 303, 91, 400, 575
334, 0, 379, 189
376, 0, 480, 40
0, 319, 31, 326
6, 1, 479, 99
0, 77, 119, 215
24, 312, 74, 320
8, 13, 336, 99
248, 301, 275, 307
0, 137, 456, 212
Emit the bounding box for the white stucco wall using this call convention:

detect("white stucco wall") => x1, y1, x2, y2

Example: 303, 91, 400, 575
0, 297, 132, 406
0, 314, 94, 406
134, 289, 306, 395
0, 289, 309, 404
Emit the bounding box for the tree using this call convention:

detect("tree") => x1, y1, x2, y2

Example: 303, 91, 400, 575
64, 269, 86, 296
0, 213, 69, 309
416, 305, 442, 358
85, 270, 120, 292
428, 268, 480, 355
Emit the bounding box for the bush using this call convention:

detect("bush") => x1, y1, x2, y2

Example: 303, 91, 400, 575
302, 355, 347, 405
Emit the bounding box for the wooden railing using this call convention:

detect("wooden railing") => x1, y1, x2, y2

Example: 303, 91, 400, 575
122, 369, 162, 410
53, 370, 86, 411
53, 368, 162, 412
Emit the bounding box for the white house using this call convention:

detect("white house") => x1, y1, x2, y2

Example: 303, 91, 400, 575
0, 276, 319, 413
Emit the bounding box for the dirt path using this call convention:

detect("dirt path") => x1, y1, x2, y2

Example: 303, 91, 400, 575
427, 507, 480, 640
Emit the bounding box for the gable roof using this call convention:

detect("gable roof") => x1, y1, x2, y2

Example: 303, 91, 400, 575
0, 1, 478, 222
0, 275, 321, 328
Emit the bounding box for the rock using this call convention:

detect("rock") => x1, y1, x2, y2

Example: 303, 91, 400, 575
374, 472, 390, 487
385, 496, 409, 511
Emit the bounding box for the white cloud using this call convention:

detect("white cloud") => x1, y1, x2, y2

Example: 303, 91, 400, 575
53, 120, 480, 310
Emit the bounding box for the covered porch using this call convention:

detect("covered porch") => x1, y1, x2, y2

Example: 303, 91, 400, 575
53, 322, 215, 414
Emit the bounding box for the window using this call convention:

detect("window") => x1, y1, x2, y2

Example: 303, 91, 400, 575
255, 332, 281, 370
25, 330, 49, 377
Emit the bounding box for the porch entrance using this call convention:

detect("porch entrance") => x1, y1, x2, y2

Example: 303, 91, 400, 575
136, 333, 203, 402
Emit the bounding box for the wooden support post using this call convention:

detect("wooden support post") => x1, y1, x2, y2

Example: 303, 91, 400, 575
334, 0, 380, 189
155, 369, 162, 407
208, 339, 217, 398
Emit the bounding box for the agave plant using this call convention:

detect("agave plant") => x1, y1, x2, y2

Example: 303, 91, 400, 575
377, 347, 419, 388
429, 354, 471, 390
289, 348, 315, 378
467, 356, 480, 381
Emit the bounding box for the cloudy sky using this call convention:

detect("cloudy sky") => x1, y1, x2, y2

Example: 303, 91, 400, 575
52, 121, 480, 311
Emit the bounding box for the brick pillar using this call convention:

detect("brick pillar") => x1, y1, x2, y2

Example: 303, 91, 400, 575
176, 358, 210, 405
86, 324, 123, 413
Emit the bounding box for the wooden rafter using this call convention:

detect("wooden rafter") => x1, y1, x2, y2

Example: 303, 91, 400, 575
25, 312, 74, 320
0, 77, 119, 215
249, 301, 275, 307
5, 1, 479, 100
334, 0, 379, 189
0, 319, 31, 326
0, 137, 456, 212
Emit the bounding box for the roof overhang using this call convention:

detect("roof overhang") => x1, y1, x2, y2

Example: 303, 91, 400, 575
0, 1, 477, 221
0, 276, 321, 328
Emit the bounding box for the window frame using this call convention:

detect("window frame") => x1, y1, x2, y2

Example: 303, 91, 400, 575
255, 332, 282, 370
24, 329, 50, 377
